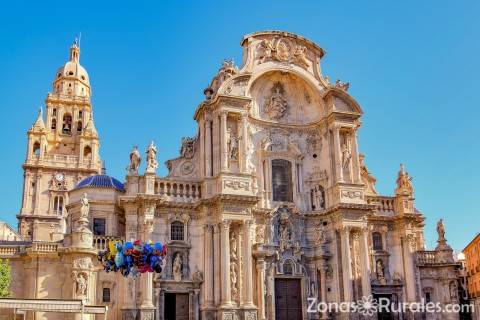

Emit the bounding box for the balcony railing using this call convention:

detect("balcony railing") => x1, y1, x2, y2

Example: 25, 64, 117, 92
25, 154, 99, 169
155, 179, 201, 203
93, 235, 123, 251
416, 250, 437, 265
365, 195, 395, 212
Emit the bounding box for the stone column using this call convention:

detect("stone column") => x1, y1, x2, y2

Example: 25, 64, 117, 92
242, 220, 255, 307
220, 220, 232, 306
220, 111, 229, 172
213, 224, 221, 306
34, 170, 42, 213
241, 113, 249, 174
212, 116, 219, 176
340, 226, 353, 302
205, 120, 212, 177
203, 224, 214, 307
333, 126, 344, 182
256, 258, 267, 320
403, 235, 417, 302
320, 265, 328, 319
140, 205, 155, 320
360, 228, 372, 298
266, 263, 275, 320
199, 120, 205, 177
350, 129, 362, 184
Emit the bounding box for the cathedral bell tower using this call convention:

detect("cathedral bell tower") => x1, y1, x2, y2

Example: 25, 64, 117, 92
18, 39, 102, 241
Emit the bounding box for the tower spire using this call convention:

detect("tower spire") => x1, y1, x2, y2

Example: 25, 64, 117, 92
31, 107, 45, 131
69, 37, 80, 63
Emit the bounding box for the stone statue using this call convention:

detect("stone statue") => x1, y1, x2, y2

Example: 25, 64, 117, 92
145, 141, 158, 172
341, 142, 352, 169
376, 260, 385, 283
128, 146, 141, 174
192, 266, 204, 283
334, 79, 350, 91
437, 219, 446, 241
264, 82, 288, 120
73, 272, 88, 297
230, 232, 238, 261
227, 129, 240, 160
80, 193, 89, 220
449, 281, 458, 301
173, 253, 182, 281
396, 164, 414, 195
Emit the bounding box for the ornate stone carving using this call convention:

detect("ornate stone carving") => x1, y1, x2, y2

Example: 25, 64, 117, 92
230, 231, 238, 261
192, 266, 204, 283
341, 141, 352, 169
341, 190, 362, 199
127, 146, 141, 174
264, 82, 288, 120
204, 60, 238, 100
306, 133, 322, 154
180, 136, 196, 159
255, 224, 265, 244
334, 79, 350, 91
436, 219, 446, 242
314, 223, 326, 246
224, 179, 250, 191
230, 262, 239, 301
359, 154, 378, 195
180, 161, 194, 176
173, 253, 182, 281
73, 257, 93, 270
278, 209, 293, 252
255, 37, 310, 69
395, 164, 413, 195
145, 141, 158, 173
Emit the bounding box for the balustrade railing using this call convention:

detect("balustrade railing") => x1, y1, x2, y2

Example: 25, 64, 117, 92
93, 235, 123, 250
155, 179, 201, 203
365, 195, 395, 212
416, 250, 436, 265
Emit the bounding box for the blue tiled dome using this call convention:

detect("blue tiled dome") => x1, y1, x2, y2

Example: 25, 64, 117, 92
75, 175, 125, 192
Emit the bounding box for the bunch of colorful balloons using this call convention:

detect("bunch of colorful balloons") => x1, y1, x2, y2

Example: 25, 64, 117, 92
97, 240, 167, 277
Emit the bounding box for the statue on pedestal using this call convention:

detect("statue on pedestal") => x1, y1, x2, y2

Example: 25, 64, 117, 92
127, 146, 141, 174
145, 141, 158, 173
173, 253, 182, 281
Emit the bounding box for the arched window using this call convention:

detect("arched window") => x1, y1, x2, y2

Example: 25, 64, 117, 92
62, 113, 72, 134
77, 121, 82, 132
53, 196, 64, 214
171, 221, 184, 241
83, 146, 92, 158
52, 108, 57, 116
102, 288, 111, 303
32, 142, 40, 156
372, 232, 383, 251
272, 159, 293, 202
51, 118, 57, 130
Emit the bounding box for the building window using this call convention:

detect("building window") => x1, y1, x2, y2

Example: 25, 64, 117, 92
32, 142, 40, 156
62, 113, 72, 134
272, 159, 293, 202
372, 232, 383, 251
77, 121, 82, 132
53, 196, 64, 215
84, 146, 92, 158
93, 218, 106, 236
52, 108, 57, 116
171, 221, 184, 241
51, 118, 57, 130
102, 288, 110, 303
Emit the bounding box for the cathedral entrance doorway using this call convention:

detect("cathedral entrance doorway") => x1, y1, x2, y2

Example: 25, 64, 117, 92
274, 278, 302, 320
164, 292, 189, 320
373, 294, 393, 320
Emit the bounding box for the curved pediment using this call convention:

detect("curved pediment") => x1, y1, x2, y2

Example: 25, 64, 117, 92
323, 87, 363, 115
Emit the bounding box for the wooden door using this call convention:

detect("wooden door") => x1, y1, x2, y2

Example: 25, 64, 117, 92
275, 278, 302, 320
175, 293, 189, 320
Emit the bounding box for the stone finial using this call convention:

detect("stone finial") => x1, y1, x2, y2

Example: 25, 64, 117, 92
395, 163, 414, 196
31, 107, 46, 131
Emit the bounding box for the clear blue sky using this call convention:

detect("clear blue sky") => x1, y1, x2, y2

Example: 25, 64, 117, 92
0, 1, 478, 251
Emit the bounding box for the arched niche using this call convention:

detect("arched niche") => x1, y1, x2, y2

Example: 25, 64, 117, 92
248, 70, 324, 124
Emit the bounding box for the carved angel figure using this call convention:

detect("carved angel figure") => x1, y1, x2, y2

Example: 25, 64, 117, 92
256, 39, 275, 64
264, 83, 288, 120
180, 136, 196, 159
293, 45, 309, 67
146, 141, 158, 172
128, 146, 141, 174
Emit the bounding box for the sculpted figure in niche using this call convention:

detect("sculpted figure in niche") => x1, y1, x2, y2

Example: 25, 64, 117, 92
73, 272, 88, 297
227, 128, 240, 160
146, 141, 158, 172
230, 231, 238, 261
376, 259, 386, 284
173, 253, 182, 281
264, 82, 288, 121
230, 263, 238, 300
128, 146, 141, 174
341, 141, 352, 169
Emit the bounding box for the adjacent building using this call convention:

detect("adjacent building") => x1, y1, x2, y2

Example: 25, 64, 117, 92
0, 31, 465, 320
464, 234, 480, 320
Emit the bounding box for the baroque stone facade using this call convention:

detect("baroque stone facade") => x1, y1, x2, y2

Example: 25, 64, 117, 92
0, 31, 465, 320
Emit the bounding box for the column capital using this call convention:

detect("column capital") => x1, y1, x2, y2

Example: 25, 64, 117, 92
221, 220, 231, 231
220, 110, 228, 118
204, 223, 214, 232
